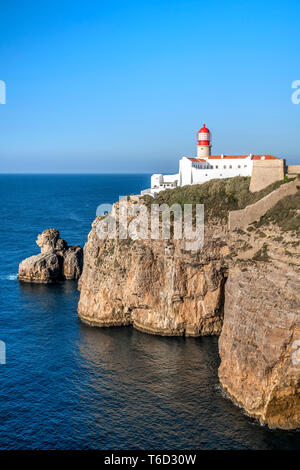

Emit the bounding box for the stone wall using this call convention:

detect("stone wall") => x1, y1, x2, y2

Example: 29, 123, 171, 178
249, 159, 285, 193
287, 165, 300, 176
228, 179, 298, 230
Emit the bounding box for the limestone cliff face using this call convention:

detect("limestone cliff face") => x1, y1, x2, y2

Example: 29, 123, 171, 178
78, 195, 300, 429
218, 226, 300, 430
78, 213, 227, 336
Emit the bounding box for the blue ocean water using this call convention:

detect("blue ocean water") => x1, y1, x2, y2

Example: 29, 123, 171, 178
0, 174, 299, 450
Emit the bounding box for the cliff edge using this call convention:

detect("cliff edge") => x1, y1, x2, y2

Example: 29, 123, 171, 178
78, 177, 300, 429
219, 189, 300, 430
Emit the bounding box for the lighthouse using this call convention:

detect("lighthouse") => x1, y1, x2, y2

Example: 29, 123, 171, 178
143, 122, 283, 196
197, 123, 211, 158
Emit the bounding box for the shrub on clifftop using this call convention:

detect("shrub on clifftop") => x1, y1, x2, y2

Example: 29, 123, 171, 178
143, 176, 293, 221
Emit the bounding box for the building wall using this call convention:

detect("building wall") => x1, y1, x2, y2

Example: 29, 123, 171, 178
179, 158, 193, 186
249, 159, 285, 193
287, 165, 300, 176
191, 158, 253, 185
229, 179, 298, 230
151, 174, 163, 188
148, 173, 179, 196
163, 174, 179, 183
178, 157, 253, 186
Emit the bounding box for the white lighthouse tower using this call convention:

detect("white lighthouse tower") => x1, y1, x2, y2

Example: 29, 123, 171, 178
197, 123, 211, 158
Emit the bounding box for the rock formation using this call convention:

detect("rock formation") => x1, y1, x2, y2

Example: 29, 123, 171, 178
218, 223, 300, 430
77, 179, 300, 430
18, 229, 83, 283
78, 220, 227, 336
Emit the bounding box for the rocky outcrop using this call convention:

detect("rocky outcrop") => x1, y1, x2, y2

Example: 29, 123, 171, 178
78, 209, 228, 336
18, 229, 83, 283
77, 185, 300, 430
218, 224, 300, 430
63, 245, 84, 280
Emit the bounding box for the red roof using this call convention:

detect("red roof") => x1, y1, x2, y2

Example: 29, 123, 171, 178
252, 155, 279, 160
188, 155, 279, 162
198, 123, 210, 134
207, 154, 279, 160
188, 158, 207, 162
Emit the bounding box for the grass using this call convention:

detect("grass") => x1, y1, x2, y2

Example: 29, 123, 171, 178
239, 242, 253, 252
252, 243, 269, 262
255, 190, 300, 232
143, 176, 294, 221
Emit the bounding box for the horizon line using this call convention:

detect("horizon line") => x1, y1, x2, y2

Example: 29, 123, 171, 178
0, 172, 153, 175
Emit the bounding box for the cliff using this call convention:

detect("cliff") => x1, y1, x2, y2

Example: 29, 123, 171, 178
18, 229, 83, 283
78, 221, 227, 336
77, 177, 300, 429
219, 190, 300, 430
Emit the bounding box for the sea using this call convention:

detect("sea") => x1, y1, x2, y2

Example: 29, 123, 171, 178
0, 174, 299, 450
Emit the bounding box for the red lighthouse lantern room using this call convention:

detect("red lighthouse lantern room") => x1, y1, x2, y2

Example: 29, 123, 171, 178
197, 123, 211, 145
197, 123, 211, 157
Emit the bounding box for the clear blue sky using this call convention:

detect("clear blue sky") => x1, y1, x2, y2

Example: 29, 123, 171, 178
1, 0, 300, 173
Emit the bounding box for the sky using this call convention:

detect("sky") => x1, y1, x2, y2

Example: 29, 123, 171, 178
0, 0, 300, 173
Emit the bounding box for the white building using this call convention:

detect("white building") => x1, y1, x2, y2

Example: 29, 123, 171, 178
141, 124, 280, 196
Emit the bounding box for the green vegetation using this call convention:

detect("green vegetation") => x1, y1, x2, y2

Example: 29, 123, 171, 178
143, 176, 294, 221
239, 242, 253, 251
252, 243, 269, 262
257, 230, 267, 238
114, 259, 120, 269
255, 190, 300, 232
102, 243, 115, 256
234, 228, 245, 235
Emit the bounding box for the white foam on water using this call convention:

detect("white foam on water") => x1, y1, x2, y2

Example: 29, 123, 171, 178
0, 274, 18, 281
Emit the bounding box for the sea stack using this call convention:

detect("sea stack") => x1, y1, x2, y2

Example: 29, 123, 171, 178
18, 229, 83, 283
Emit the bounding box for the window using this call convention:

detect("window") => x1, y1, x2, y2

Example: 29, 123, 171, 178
224, 165, 226, 169
244, 165, 247, 168
229, 165, 232, 169
238, 165, 241, 169
215, 165, 218, 169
